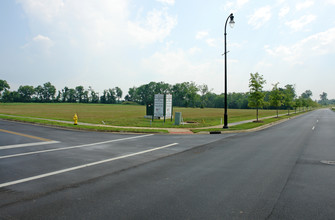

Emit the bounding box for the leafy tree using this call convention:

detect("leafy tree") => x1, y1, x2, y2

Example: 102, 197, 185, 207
2, 90, 20, 102
55, 90, 62, 102
0, 79, 10, 98
61, 86, 69, 102
68, 88, 77, 102
88, 86, 99, 103
115, 87, 123, 103
248, 72, 266, 121
34, 85, 44, 102
301, 90, 312, 99
125, 87, 139, 103
269, 83, 283, 117
293, 98, 302, 113
283, 84, 296, 115
185, 82, 199, 107
172, 83, 188, 107
75, 86, 85, 103
18, 85, 35, 102
320, 92, 328, 105
100, 88, 116, 104
42, 82, 56, 102
198, 84, 210, 108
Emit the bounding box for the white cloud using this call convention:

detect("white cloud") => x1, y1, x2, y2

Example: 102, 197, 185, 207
296, 1, 314, 10
128, 8, 177, 45
265, 27, 335, 64
196, 31, 209, 40
222, 0, 248, 12
206, 38, 216, 47
279, 6, 290, 18
22, 34, 54, 54
189, 47, 201, 55
156, 0, 175, 5
195, 31, 216, 47
248, 6, 272, 29
237, 0, 249, 8
327, 0, 335, 4
285, 14, 316, 31
16, 0, 64, 22
17, 0, 177, 49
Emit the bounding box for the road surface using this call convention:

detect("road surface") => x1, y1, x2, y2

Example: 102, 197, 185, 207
0, 109, 334, 219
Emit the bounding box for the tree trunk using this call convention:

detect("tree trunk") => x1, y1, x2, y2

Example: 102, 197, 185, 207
276, 108, 278, 118
256, 107, 259, 121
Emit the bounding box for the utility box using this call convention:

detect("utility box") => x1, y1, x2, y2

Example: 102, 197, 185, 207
174, 112, 182, 125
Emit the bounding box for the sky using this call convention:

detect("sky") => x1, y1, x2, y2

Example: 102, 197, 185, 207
1, 0, 335, 100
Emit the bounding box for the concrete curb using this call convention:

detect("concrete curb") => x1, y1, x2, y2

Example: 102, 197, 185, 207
0, 111, 309, 135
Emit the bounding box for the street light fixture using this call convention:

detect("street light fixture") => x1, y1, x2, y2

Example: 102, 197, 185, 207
223, 13, 235, 129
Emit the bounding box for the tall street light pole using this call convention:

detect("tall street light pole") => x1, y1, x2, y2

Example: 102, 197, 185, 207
223, 13, 235, 129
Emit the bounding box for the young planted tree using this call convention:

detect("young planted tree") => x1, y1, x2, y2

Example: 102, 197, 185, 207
283, 84, 296, 115
269, 82, 283, 117
248, 72, 266, 122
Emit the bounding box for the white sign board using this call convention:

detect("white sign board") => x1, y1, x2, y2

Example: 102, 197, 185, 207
165, 94, 172, 118
154, 94, 164, 117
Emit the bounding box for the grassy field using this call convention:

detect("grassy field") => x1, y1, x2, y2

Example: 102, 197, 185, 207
0, 103, 290, 128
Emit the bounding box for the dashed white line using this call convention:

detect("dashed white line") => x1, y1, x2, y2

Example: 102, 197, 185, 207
0, 142, 178, 188
312, 126, 315, 130
0, 141, 60, 150
0, 134, 153, 159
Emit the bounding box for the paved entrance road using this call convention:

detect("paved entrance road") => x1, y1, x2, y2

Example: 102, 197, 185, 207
1, 109, 335, 219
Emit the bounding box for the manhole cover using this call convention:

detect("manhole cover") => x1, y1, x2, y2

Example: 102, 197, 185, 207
320, 160, 335, 165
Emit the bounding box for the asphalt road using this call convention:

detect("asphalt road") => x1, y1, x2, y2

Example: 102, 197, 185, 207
0, 109, 335, 219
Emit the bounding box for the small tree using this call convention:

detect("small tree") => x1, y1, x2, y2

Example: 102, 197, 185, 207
269, 82, 283, 117
248, 72, 266, 122
283, 84, 296, 115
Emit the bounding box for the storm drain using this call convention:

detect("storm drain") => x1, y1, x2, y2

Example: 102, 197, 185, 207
320, 160, 335, 165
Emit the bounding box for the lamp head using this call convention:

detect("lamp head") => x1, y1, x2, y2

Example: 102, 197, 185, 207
229, 13, 235, 28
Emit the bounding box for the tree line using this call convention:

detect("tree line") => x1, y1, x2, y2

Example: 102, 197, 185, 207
0, 78, 331, 110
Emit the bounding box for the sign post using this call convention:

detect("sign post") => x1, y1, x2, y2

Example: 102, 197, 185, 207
154, 94, 172, 122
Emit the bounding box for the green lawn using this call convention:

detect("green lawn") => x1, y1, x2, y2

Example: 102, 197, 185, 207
0, 103, 290, 128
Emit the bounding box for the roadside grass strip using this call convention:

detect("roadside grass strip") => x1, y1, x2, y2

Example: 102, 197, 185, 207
0, 134, 153, 159
0, 143, 178, 188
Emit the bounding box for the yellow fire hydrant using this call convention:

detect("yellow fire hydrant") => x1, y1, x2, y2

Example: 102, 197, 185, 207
73, 113, 78, 125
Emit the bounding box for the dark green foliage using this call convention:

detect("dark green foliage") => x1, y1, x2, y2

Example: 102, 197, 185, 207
0, 78, 321, 109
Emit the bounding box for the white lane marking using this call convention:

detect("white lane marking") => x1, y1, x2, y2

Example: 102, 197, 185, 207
0, 134, 153, 159
312, 126, 315, 130
317, 120, 319, 123
0, 143, 178, 188
0, 141, 60, 150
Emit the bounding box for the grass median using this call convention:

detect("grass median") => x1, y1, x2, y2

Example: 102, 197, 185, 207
192, 111, 307, 133
0, 103, 290, 128
0, 114, 169, 134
